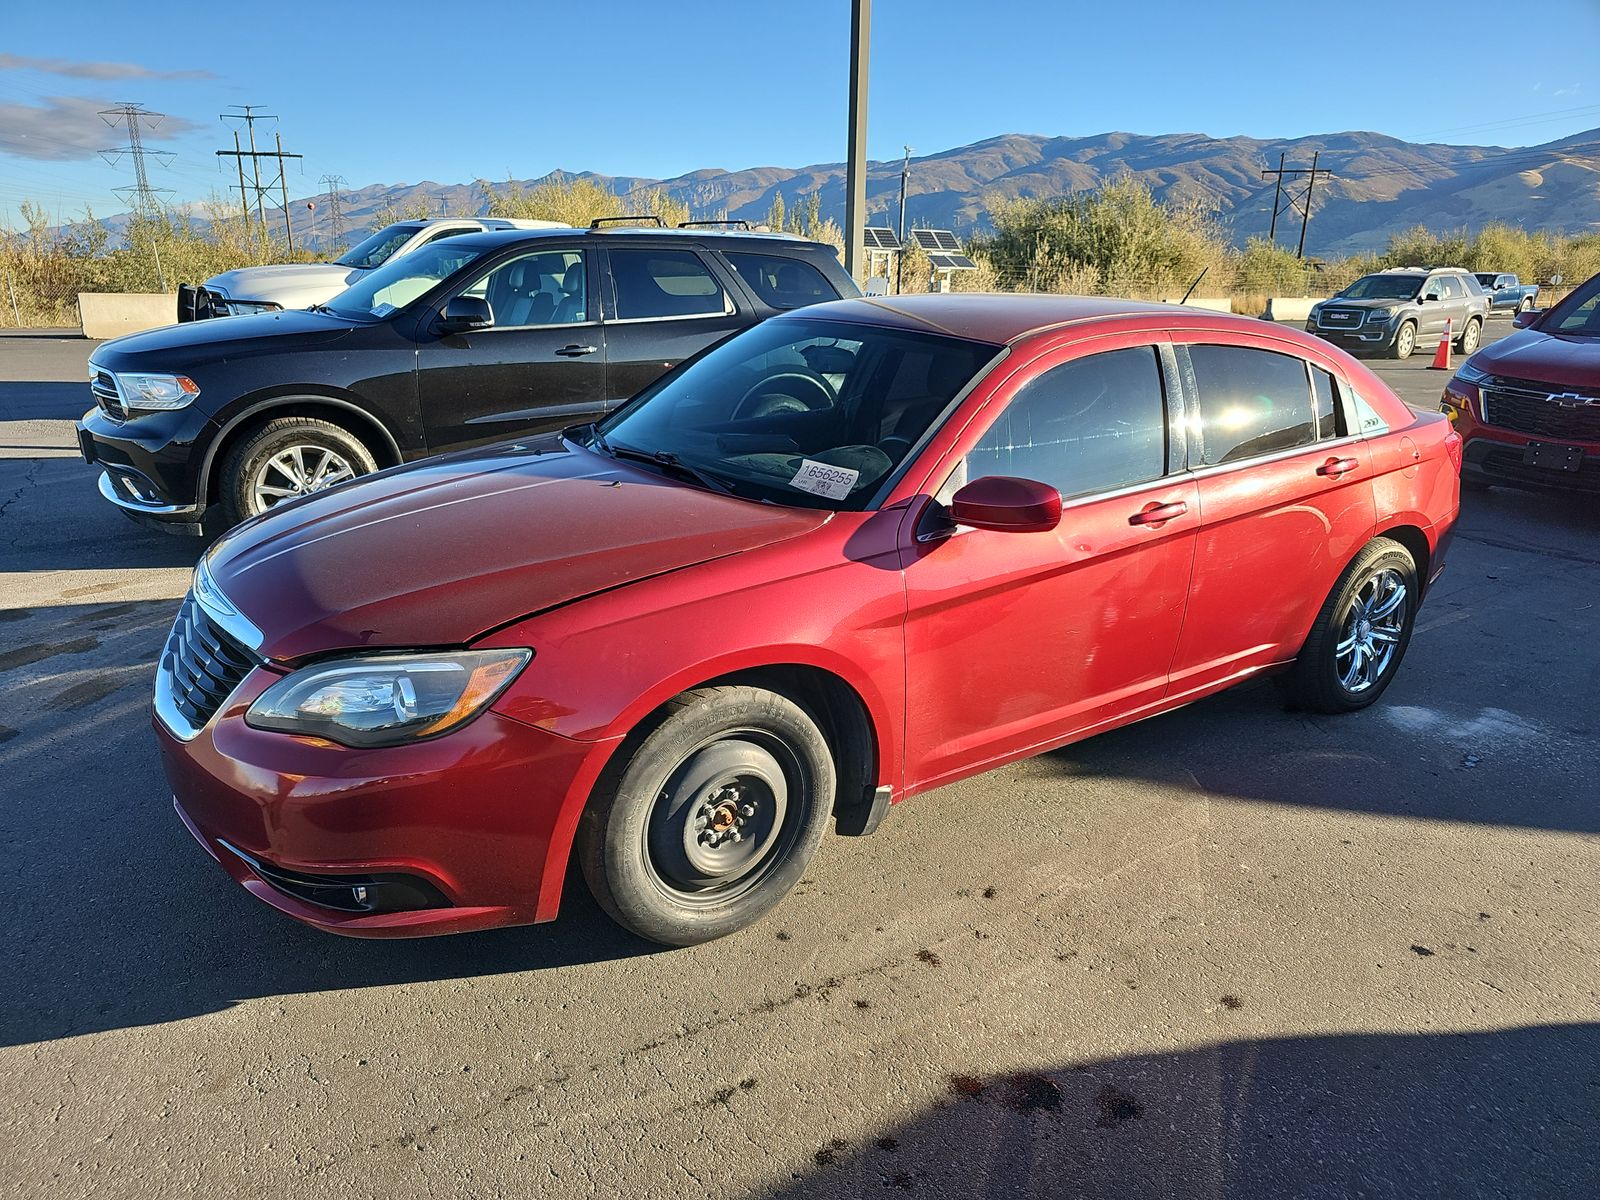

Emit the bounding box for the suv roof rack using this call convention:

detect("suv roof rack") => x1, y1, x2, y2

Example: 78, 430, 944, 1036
678, 219, 751, 231
590, 215, 666, 229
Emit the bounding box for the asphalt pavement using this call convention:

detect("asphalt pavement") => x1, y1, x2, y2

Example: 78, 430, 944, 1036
1, 318, 1596, 1199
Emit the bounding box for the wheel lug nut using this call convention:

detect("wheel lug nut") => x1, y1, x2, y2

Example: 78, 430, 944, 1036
738, 804, 755, 817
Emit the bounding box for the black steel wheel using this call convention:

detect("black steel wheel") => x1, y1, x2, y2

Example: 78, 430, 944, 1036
578, 686, 835, 946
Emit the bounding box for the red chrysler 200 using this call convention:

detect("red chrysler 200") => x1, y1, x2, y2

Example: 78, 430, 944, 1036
157, 295, 1461, 946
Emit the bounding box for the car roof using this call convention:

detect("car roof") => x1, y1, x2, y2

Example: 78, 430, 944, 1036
429, 226, 832, 252
774, 293, 1275, 346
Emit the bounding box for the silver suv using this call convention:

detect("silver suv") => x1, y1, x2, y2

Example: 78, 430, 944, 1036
1306, 267, 1490, 359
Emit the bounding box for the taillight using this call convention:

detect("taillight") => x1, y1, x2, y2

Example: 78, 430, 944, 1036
1444, 428, 1463, 474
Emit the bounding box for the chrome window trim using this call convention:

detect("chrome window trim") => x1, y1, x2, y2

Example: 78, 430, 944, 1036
1183, 432, 1366, 480
602, 304, 735, 326
467, 318, 602, 334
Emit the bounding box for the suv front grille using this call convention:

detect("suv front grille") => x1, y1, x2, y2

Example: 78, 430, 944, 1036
90, 368, 126, 420
1481, 378, 1600, 442
158, 592, 259, 735
1317, 307, 1366, 329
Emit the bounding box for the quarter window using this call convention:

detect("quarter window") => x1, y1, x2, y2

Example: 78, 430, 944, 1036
1310, 367, 1341, 439
1188, 345, 1318, 465
609, 249, 728, 320
723, 252, 839, 309
965, 346, 1168, 499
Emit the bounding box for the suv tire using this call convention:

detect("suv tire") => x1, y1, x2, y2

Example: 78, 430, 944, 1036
220, 416, 378, 527
1390, 321, 1417, 360
1457, 317, 1482, 356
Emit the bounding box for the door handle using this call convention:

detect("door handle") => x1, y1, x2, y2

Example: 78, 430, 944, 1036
1128, 500, 1189, 526
555, 344, 598, 357
1317, 456, 1360, 477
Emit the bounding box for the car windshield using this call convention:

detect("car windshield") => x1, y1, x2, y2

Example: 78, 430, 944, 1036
1475, 273, 1496, 287
1544, 271, 1600, 336
592, 317, 1002, 510
1338, 275, 1422, 301
334, 223, 423, 270
325, 242, 486, 319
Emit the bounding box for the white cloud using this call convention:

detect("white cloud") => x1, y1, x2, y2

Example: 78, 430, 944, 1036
0, 53, 214, 81
0, 96, 204, 161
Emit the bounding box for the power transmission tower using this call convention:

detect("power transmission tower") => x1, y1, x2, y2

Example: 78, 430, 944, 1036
216, 106, 304, 251
319, 174, 347, 247
1260, 151, 1333, 258
98, 102, 173, 289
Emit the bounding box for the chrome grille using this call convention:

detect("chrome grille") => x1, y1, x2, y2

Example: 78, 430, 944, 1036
157, 592, 259, 736
1317, 307, 1365, 329
89, 367, 126, 420
1481, 378, 1600, 442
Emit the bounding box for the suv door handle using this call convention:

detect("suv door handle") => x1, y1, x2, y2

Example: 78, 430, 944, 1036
1318, 456, 1360, 477
1128, 500, 1189, 526
555, 344, 598, 357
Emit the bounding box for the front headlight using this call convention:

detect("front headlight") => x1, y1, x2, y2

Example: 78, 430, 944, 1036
245, 649, 531, 748
1366, 309, 1394, 324
1455, 360, 1491, 384
117, 372, 200, 411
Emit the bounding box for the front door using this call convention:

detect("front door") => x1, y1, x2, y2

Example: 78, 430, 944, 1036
416, 245, 607, 451
1165, 337, 1377, 696
599, 246, 749, 406
901, 339, 1198, 791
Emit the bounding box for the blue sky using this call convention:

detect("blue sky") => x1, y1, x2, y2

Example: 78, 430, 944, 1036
3, 0, 1598, 226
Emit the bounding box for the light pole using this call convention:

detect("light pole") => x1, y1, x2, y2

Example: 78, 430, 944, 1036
896, 144, 911, 295
844, 0, 870, 282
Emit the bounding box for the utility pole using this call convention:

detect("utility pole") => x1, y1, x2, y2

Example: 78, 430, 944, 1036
897, 144, 911, 295
843, 0, 870, 282
319, 174, 347, 248
217, 106, 303, 252
98, 102, 173, 290
1260, 153, 1333, 258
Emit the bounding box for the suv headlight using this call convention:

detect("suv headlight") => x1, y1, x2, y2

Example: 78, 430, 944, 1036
118, 372, 201, 411
1455, 360, 1491, 384
1366, 309, 1394, 324
246, 649, 531, 748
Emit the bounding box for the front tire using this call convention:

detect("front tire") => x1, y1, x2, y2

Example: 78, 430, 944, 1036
1457, 317, 1482, 355
1390, 321, 1417, 360
578, 686, 836, 946
220, 416, 377, 527
1280, 538, 1419, 714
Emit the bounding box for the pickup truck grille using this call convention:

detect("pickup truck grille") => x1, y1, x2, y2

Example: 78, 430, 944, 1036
1316, 307, 1366, 329
1480, 378, 1600, 443
90, 368, 126, 420
158, 592, 260, 735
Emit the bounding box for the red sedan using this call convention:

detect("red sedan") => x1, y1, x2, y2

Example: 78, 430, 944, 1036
157, 295, 1461, 946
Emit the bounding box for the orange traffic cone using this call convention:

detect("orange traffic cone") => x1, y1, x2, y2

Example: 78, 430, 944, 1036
1429, 318, 1453, 370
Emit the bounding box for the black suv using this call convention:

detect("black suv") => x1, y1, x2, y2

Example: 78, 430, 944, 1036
78, 223, 857, 531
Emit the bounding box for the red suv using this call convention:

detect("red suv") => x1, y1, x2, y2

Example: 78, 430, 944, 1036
157, 296, 1461, 946
1442, 268, 1600, 493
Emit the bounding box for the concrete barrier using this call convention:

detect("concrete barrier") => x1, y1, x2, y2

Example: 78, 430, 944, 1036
1260, 297, 1328, 323
77, 292, 178, 340
1157, 296, 1235, 314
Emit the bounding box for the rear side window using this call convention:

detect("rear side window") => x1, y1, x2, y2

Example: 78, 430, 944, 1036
723, 252, 839, 310
966, 346, 1168, 499
1188, 345, 1317, 465
1310, 367, 1340, 439
608, 249, 728, 320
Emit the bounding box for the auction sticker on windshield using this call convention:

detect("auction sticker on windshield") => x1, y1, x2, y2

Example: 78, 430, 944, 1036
790, 459, 858, 500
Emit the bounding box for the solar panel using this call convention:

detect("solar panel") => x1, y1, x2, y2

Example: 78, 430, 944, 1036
862, 226, 902, 251
911, 229, 962, 253
928, 253, 977, 271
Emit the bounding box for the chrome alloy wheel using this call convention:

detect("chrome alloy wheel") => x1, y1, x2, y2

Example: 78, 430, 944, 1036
1335, 567, 1408, 693
644, 733, 798, 903
249, 444, 356, 512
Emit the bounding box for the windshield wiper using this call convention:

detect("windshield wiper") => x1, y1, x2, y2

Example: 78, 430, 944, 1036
606, 441, 745, 498
306, 303, 337, 315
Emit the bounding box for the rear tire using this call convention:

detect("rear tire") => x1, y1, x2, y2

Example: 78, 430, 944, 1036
1280, 538, 1419, 714
578, 686, 835, 946
219, 416, 377, 528
1390, 321, 1417, 360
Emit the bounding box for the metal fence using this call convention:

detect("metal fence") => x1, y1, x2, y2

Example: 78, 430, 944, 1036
1, 272, 80, 329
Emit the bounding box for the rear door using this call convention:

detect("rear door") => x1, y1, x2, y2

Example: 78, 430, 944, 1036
415, 244, 608, 451
598, 246, 750, 405
1165, 336, 1377, 696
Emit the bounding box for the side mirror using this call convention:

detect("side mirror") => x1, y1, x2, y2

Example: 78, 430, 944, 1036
1422, 292, 1439, 303
1513, 308, 1542, 329
949, 476, 1062, 534
438, 295, 493, 334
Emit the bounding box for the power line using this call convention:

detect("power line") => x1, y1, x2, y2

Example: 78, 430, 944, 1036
1261, 152, 1332, 257
97, 101, 171, 288
318, 174, 347, 247
215, 105, 303, 250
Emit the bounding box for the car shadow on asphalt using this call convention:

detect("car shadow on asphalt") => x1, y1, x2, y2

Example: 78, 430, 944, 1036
760, 1023, 1600, 1197
0, 381, 93, 422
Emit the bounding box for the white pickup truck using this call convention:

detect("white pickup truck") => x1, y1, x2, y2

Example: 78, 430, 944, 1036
179, 217, 563, 321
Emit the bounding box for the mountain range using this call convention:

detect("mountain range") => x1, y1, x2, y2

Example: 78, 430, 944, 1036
166, 126, 1600, 257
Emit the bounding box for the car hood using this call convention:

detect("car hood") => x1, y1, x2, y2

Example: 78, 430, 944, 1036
1322, 297, 1410, 310
91, 308, 357, 368
205, 438, 831, 662
205, 262, 363, 297
1469, 328, 1600, 389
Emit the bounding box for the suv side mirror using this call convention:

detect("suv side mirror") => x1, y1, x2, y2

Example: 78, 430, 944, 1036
439, 295, 493, 334
949, 476, 1062, 533
1422, 292, 1439, 303
1513, 308, 1542, 329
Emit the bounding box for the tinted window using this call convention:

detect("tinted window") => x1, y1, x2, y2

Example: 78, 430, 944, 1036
609, 249, 728, 319
467, 249, 586, 327
1189, 345, 1317, 465
724, 252, 839, 309
966, 347, 1167, 499
1311, 367, 1340, 440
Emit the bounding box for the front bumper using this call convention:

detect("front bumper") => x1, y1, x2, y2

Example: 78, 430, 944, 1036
158, 668, 614, 937
78, 403, 216, 529
1441, 381, 1600, 494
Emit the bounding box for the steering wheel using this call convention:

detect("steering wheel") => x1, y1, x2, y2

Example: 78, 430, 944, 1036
876, 434, 915, 459
732, 370, 835, 420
